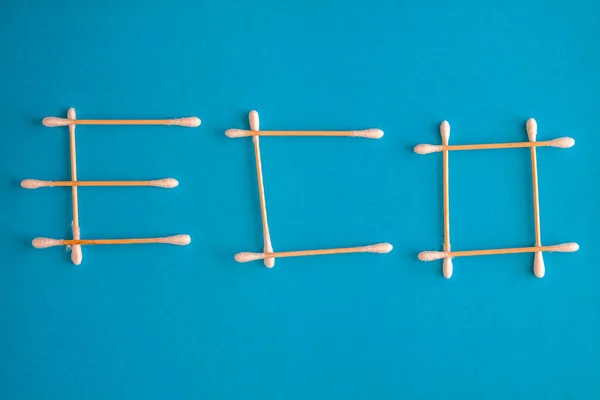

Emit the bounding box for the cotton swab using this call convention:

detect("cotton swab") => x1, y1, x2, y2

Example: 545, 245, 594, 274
67, 108, 82, 266
225, 128, 384, 139
440, 121, 453, 278
42, 116, 201, 127
414, 137, 575, 154
418, 243, 579, 261
32, 235, 191, 248
249, 110, 275, 268
235, 242, 393, 263
21, 178, 179, 189
527, 118, 545, 278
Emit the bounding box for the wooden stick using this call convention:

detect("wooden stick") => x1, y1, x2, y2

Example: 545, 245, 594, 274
418, 242, 579, 261
226, 129, 383, 139
32, 235, 191, 248
235, 243, 393, 263
414, 137, 575, 154
249, 111, 275, 268
441, 121, 453, 278
527, 118, 545, 277
43, 117, 200, 128
21, 178, 178, 189
67, 108, 82, 265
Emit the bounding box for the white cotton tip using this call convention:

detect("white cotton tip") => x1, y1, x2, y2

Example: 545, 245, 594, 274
526, 118, 537, 142
533, 251, 544, 278
234, 252, 264, 263
163, 234, 191, 246
264, 258, 274, 268
440, 121, 450, 145
549, 137, 575, 148
174, 117, 201, 127
418, 251, 446, 261
443, 257, 453, 279
42, 117, 70, 127
71, 246, 82, 265
67, 108, 76, 135
263, 237, 274, 268
552, 242, 579, 252
414, 144, 443, 154
21, 179, 49, 189
225, 129, 249, 138
365, 242, 393, 253
32, 237, 62, 248
71, 225, 82, 265
151, 178, 179, 188
353, 129, 384, 139
249, 110, 260, 131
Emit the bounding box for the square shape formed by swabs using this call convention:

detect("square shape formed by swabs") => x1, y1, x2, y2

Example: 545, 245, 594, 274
415, 119, 578, 279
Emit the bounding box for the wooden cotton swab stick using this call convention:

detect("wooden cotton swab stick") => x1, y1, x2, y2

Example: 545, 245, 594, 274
21, 178, 178, 189
440, 122, 452, 278
225, 128, 384, 139
67, 108, 82, 265
418, 242, 579, 261
249, 111, 275, 268
414, 137, 575, 154
441, 121, 452, 278
42, 116, 201, 127
32, 235, 191, 248
527, 118, 545, 278
235, 243, 393, 263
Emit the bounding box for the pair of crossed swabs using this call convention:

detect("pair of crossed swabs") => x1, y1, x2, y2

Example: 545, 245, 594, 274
24, 110, 199, 264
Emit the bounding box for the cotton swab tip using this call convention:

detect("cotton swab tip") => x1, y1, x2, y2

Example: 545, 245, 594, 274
549, 137, 575, 148
32, 237, 62, 248
418, 251, 446, 261
234, 252, 264, 263
414, 144, 443, 154
526, 118, 538, 142
42, 117, 70, 127
552, 242, 579, 252
71, 246, 82, 265
353, 128, 384, 139
164, 234, 191, 245
249, 110, 260, 131
440, 121, 450, 144
21, 179, 49, 189
533, 251, 545, 278
443, 257, 453, 278
225, 129, 248, 138
67, 107, 76, 120
174, 117, 201, 127
263, 238, 274, 268
151, 178, 179, 188
365, 242, 393, 253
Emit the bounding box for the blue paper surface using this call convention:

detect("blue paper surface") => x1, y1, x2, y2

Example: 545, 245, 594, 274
0, 0, 598, 398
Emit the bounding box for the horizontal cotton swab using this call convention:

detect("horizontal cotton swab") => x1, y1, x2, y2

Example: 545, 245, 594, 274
42, 117, 201, 128
235, 242, 393, 263
418, 242, 579, 261
21, 178, 178, 189
32, 235, 191, 248
414, 137, 575, 154
225, 128, 384, 139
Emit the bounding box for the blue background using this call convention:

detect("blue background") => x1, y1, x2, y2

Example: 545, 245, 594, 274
1, 0, 598, 398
